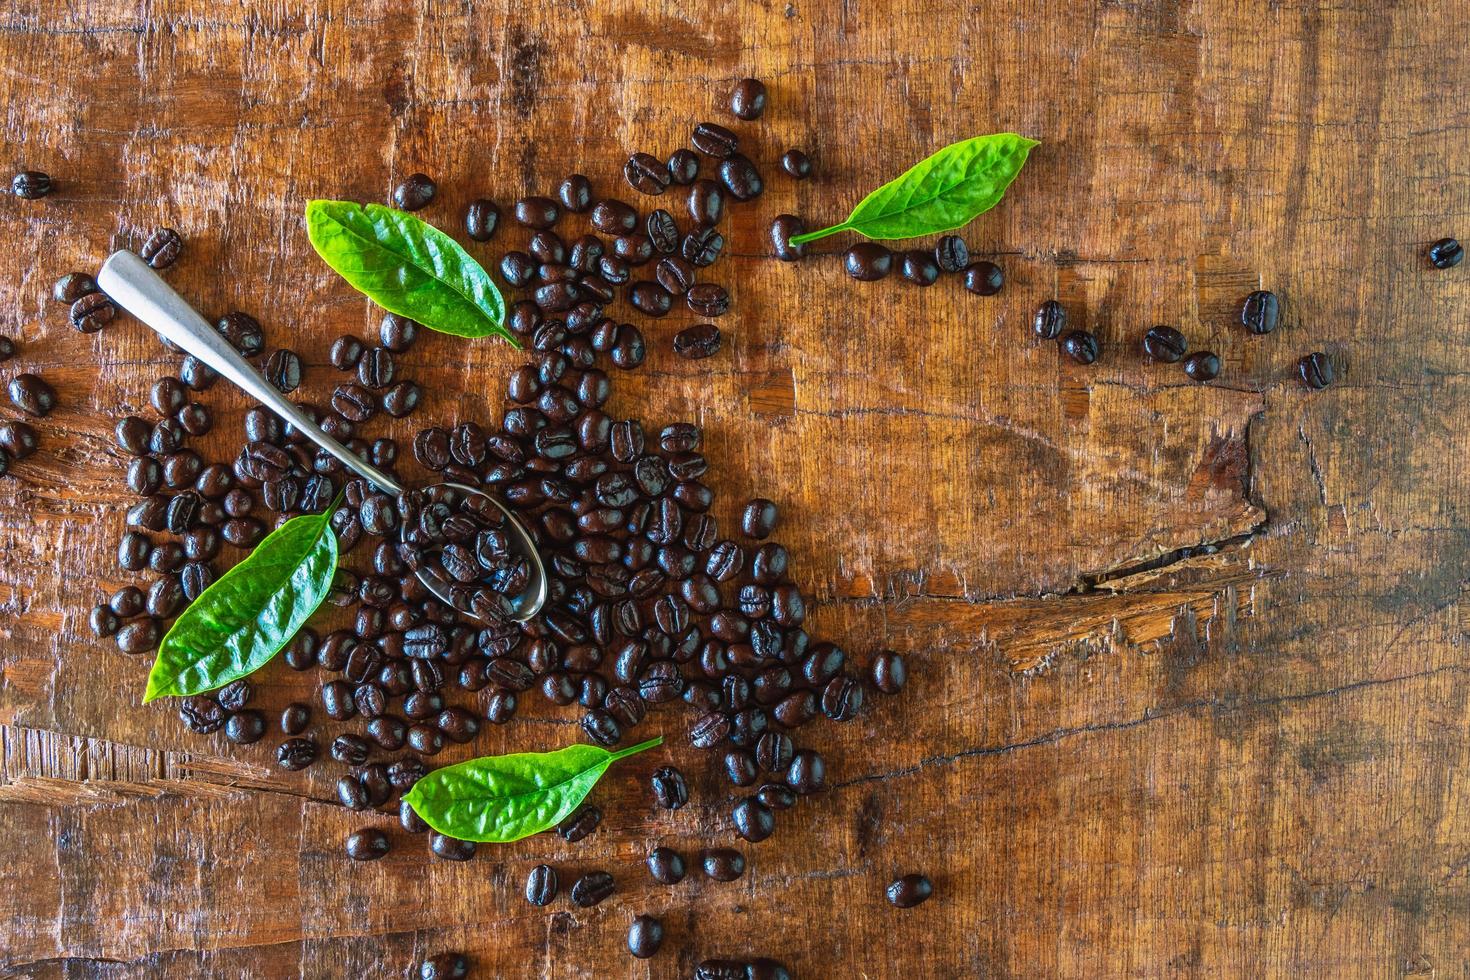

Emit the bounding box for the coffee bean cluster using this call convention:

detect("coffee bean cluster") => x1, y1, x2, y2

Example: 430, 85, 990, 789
821, 233, 1007, 299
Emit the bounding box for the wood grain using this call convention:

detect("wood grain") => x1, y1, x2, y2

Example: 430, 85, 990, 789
1, 0, 1468, 976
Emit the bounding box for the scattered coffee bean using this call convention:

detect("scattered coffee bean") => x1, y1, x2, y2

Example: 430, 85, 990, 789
779, 149, 811, 179
394, 173, 436, 211
52, 272, 96, 304
650, 765, 689, 809
628, 914, 665, 958
886, 873, 933, 908
1298, 351, 1335, 389
962, 260, 1003, 296
770, 215, 806, 262
465, 198, 499, 241
732, 796, 775, 842
702, 848, 746, 881
1429, 237, 1463, 269
1142, 325, 1187, 363
692, 121, 738, 158
557, 803, 602, 842
845, 243, 892, 281
570, 870, 615, 907
1033, 300, 1065, 340
515, 196, 560, 229
429, 833, 476, 861
276, 737, 317, 770
673, 323, 722, 360
11, 170, 52, 199
1061, 330, 1099, 365
8, 374, 55, 417
718, 154, 763, 200
1240, 290, 1279, 335
140, 227, 184, 269
1182, 351, 1221, 382
526, 864, 559, 906
729, 77, 767, 119
70, 292, 116, 333
900, 250, 940, 286
625, 152, 672, 196
647, 846, 686, 884
871, 650, 907, 694
933, 235, 969, 273
0, 421, 37, 460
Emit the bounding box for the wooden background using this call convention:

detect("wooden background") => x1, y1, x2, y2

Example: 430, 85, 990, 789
1, 0, 1468, 976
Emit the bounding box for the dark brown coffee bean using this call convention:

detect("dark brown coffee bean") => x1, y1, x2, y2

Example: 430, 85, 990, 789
701, 848, 746, 881
786, 748, 826, 793
332, 384, 377, 422
690, 711, 730, 749
329, 335, 364, 370
682, 226, 724, 267
52, 272, 97, 304
178, 695, 225, 734
686, 282, 730, 316
11, 171, 52, 199
126, 457, 162, 495
1033, 300, 1066, 339
344, 828, 390, 861
718, 154, 763, 200
416, 954, 469, 980
642, 209, 678, 256
872, 650, 907, 694
673, 323, 721, 360
526, 864, 558, 906
963, 260, 1004, 295
8, 374, 55, 417
1241, 290, 1280, 335
627, 914, 665, 959
757, 782, 797, 810
140, 227, 184, 269
179, 355, 217, 390
215, 312, 264, 356
116, 618, 160, 653
692, 121, 738, 158
382, 381, 421, 418
276, 737, 317, 770
590, 199, 638, 236
779, 147, 812, 179
515, 196, 559, 229
358, 348, 395, 389
394, 172, 436, 210
730, 77, 767, 119
70, 292, 116, 333
1298, 351, 1335, 390
1429, 237, 1464, 269
933, 235, 970, 273
570, 870, 615, 907
901, 249, 940, 286
770, 215, 806, 261
464, 198, 499, 240
732, 796, 775, 842
667, 148, 700, 185
845, 243, 892, 281
613, 233, 654, 266
886, 873, 934, 908
1183, 351, 1221, 382
224, 710, 265, 744
1061, 330, 1099, 365
686, 178, 724, 226
557, 802, 602, 842
625, 152, 672, 195
263, 349, 302, 393
647, 846, 685, 884
553, 172, 591, 212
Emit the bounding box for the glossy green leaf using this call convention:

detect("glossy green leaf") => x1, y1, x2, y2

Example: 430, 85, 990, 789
403, 735, 663, 843
789, 133, 1039, 244
306, 200, 514, 344
143, 501, 340, 702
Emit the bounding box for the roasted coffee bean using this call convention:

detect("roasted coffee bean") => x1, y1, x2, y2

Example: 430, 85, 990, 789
115, 416, 152, 456
331, 733, 372, 767
770, 214, 806, 262
1062, 330, 1099, 365
696, 961, 753, 980
570, 870, 615, 907
150, 377, 187, 415
1429, 237, 1464, 269
70, 292, 116, 333
581, 708, 622, 746
1183, 350, 1221, 382
52, 272, 97, 304
381, 381, 421, 418
1298, 351, 1335, 390
180, 355, 217, 390
180, 562, 213, 600
690, 710, 730, 749
591, 198, 638, 234
706, 540, 744, 581
682, 226, 724, 266
429, 832, 476, 861
415, 954, 470, 980
357, 348, 394, 389
8, 374, 56, 417
1143, 325, 1187, 363
673, 323, 721, 360
177, 694, 225, 734
394, 172, 436, 210
116, 617, 160, 653
724, 749, 759, 787
626, 914, 665, 959
399, 799, 429, 833
901, 249, 940, 286
344, 828, 390, 861
625, 151, 672, 195
276, 737, 317, 770
687, 178, 724, 226
845, 243, 892, 281
614, 233, 654, 265
718, 154, 763, 200
126, 457, 161, 495
610, 324, 646, 369
336, 775, 370, 811
740, 498, 778, 539
280, 702, 311, 734
213, 679, 251, 713
650, 766, 689, 809
138, 227, 184, 269
757, 782, 797, 810
1241, 290, 1280, 335
667, 148, 700, 184
149, 418, 184, 455
529, 230, 568, 265
354, 683, 387, 718
730, 76, 767, 119
702, 848, 745, 881
216, 312, 264, 356
755, 732, 794, 773
655, 256, 696, 296
628, 281, 672, 317
262, 348, 302, 392
500, 250, 537, 288
526, 864, 558, 906
456, 195, 502, 242
821, 675, 864, 721
331, 383, 377, 422
786, 749, 826, 793
90, 603, 120, 637
933, 235, 970, 273
692, 121, 738, 158
224, 710, 265, 744
1033, 300, 1066, 339
643, 208, 678, 255
11, 170, 52, 198
548, 172, 590, 213
962, 260, 1004, 295
243, 407, 282, 444
886, 873, 934, 908
686, 282, 730, 316
872, 650, 907, 693
329, 335, 364, 370
368, 716, 408, 750
175, 402, 211, 436
647, 846, 686, 883
732, 796, 775, 842
557, 803, 602, 842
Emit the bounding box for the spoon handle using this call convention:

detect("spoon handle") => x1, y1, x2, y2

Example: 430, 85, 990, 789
98, 250, 402, 495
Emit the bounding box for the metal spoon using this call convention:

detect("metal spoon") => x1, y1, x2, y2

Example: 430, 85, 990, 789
97, 249, 547, 623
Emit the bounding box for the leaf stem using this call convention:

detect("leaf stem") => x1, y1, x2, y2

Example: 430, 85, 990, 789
787, 221, 853, 246
609, 734, 664, 762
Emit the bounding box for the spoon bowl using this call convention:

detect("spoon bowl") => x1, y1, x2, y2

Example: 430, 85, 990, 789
98, 249, 547, 623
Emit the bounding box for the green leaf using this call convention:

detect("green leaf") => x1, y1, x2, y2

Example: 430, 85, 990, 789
305, 200, 514, 345
789, 132, 1039, 245
403, 736, 663, 843
143, 501, 340, 702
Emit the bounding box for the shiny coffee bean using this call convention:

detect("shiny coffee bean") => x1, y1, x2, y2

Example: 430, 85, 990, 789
570, 870, 615, 907
687, 178, 724, 226
741, 498, 777, 539
780, 148, 812, 179
667, 148, 699, 185
729, 76, 766, 119
718, 154, 763, 200
933, 235, 969, 272
845, 243, 892, 281
1142, 325, 1187, 363
702, 848, 746, 881
686, 283, 730, 316
732, 796, 775, 842
8, 374, 56, 417
52, 272, 97, 304
1033, 300, 1065, 339
691, 121, 738, 158
11, 170, 52, 199
429, 833, 476, 861
215, 312, 264, 356
1298, 351, 1335, 389
886, 873, 934, 908
1429, 237, 1463, 269
1183, 351, 1221, 382
650, 765, 689, 809
785, 749, 826, 793
526, 864, 558, 906
1061, 330, 1099, 365
770, 214, 806, 261
557, 803, 602, 842
70, 292, 116, 333
871, 650, 907, 694
591, 199, 638, 234
900, 249, 940, 286
674, 323, 721, 360
963, 260, 1004, 295
625, 152, 672, 195
647, 846, 685, 883
394, 172, 436, 211
1240, 290, 1280, 335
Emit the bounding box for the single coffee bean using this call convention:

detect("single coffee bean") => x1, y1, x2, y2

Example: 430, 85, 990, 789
687, 178, 724, 226
647, 846, 686, 884
429, 833, 476, 861
686, 282, 731, 317
465, 198, 499, 241
1033, 300, 1065, 339
650, 765, 689, 809
886, 873, 934, 908
179, 355, 217, 390
329, 335, 364, 369
178, 695, 225, 733
673, 323, 722, 360
625, 151, 672, 195
515, 195, 560, 229
692, 121, 738, 158
394, 172, 436, 211
1429, 237, 1463, 269
1183, 350, 1221, 382
11, 170, 52, 199
116, 618, 160, 653
900, 249, 940, 286
667, 148, 700, 185
224, 710, 265, 745
1298, 351, 1335, 390
552, 173, 591, 212
871, 650, 907, 694
1142, 325, 1187, 363
933, 235, 970, 273
822, 675, 864, 721
70, 292, 116, 333
345, 829, 391, 861
718, 154, 763, 200
628, 915, 665, 958
525, 864, 558, 906
276, 737, 317, 770
215, 312, 264, 356
557, 803, 603, 842
1061, 330, 1100, 365
702, 848, 746, 882
770, 214, 806, 261
591, 198, 638, 234
682, 226, 725, 266
732, 796, 775, 842
963, 260, 1004, 295
786, 748, 826, 793
52, 272, 96, 304
381, 381, 421, 418
697, 961, 752, 980
358, 347, 395, 389
141, 227, 184, 269
90, 603, 119, 637
1240, 290, 1280, 335
646, 208, 679, 254
263, 349, 302, 392
8, 374, 56, 417
845, 243, 892, 281
655, 256, 696, 296
417, 954, 469, 980
780, 148, 812, 179
570, 870, 615, 907
729, 76, 767, 119
380, 314, 418, 352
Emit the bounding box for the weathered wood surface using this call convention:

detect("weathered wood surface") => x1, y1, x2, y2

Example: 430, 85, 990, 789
1, 0, 1467, 976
